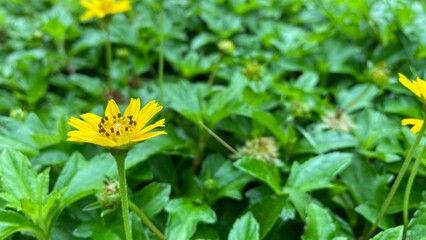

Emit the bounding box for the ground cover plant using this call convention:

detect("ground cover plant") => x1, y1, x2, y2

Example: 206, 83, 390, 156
2, 0, 426, 239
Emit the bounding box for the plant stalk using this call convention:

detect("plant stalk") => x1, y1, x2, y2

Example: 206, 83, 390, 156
112, 150, 132, 240
403, 108, 426, 235
366, 114, 426, 238
158, 0, 164, 103
101, 20, 113, 90
129, 201, 165, 240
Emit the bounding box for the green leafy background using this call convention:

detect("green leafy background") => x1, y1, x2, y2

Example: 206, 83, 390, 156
2, 0, 426, 239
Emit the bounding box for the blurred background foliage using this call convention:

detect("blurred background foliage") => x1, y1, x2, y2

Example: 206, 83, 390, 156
2, 0, 426, 239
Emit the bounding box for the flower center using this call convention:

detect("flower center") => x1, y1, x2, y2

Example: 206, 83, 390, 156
98, 113, 137, 142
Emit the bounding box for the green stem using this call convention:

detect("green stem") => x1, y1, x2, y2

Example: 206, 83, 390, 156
129, 201, 165, 240
112, 150, 132, 240
198, 121, 238, 155
403, 140, 426, 235
207, 55, 222, 86
101, 20, 113, 90
366, 114, 426, 239
403, 108, 426, 235
158, 0, 164, 103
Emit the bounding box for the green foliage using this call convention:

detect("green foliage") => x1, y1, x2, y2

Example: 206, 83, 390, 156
2, 0, 426, 239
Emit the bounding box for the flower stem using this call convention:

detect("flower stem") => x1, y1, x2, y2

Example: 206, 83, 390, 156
101, 19, 113, 90
158, 0, 164, 103
366, 114, 426, 238
403, 140, 426, 235
207, 55, 222, 86
129, 201, 165, 240
112, 149, 132, 240
198, 121, 238, 155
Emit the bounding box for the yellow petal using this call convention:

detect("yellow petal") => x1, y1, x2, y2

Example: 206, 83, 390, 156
135, 100, 163, 132
105, 99, 121, 119
67, 130, 117, 147
110, 0, 131, 13
134, 119, 165, 137
68, 117, 95, 132
131, 131, 167, 142
399, 73, 421, 97
402, 118, 424, 134
80, 113, 102, 129
123, 98, 140, 119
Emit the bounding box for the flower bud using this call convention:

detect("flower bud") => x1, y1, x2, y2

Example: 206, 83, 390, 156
218, 40, 235, 55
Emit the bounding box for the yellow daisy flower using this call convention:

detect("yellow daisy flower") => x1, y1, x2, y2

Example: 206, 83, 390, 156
68, 98, 166, 148
399, 73, 426, 104
401, 118, 423, 134
80, 0, 131, 21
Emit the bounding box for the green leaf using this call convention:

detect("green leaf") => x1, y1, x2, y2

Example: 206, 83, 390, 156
164, 81, 205, 123
30, 133, 61, 148
0, 209, 41, 239
302, 203, 354, 240
337, 84, 380, 113
228, 212, 259, 240
234, 157, 281, 193
205, 74, 245, 125
0, 149, 48, 208
202, 155, 252, 204
125, 135, 176, 169
341, 155, 391, 206
0, 135, 39, 156
371, 226, 403, 240
252, 110, 288, 145
294, 128, 357, 154
250, 195, 287, 239
165, 198, 216, 240
407, 193, 426, 240
132, 182, 171, 218
55, 152, 113, 206
355, 203, 394, 229
286, 152, 352, 192
302, 203, 336, 240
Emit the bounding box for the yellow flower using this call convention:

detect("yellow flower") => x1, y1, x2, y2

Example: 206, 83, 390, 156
80, 0, 131, 21
68, 98, 166, 148
402, 118, 423, 134
399, 73, 426, 104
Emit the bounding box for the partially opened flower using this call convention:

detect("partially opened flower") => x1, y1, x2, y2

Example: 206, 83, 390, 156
402, 118, 423, 134
399, 73, 426, 104
68, 98, 166, 148
80, 0, 131, 21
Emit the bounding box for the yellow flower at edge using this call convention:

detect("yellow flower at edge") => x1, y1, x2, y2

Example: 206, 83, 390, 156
398, 73, 426, 104
68, 98, 166, 148
402, 118, 423, 134
80, 0, 131, 22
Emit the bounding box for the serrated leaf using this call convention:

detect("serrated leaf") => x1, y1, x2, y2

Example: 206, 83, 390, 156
165, 198, 216, 240
133, 182, 171, 218
163, 81, 206, 123
228, 212, 259, 240
0, 149, 48, 206
371, 226, 403, 240
286, 152, 352, 192
234, 157, 281, 193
